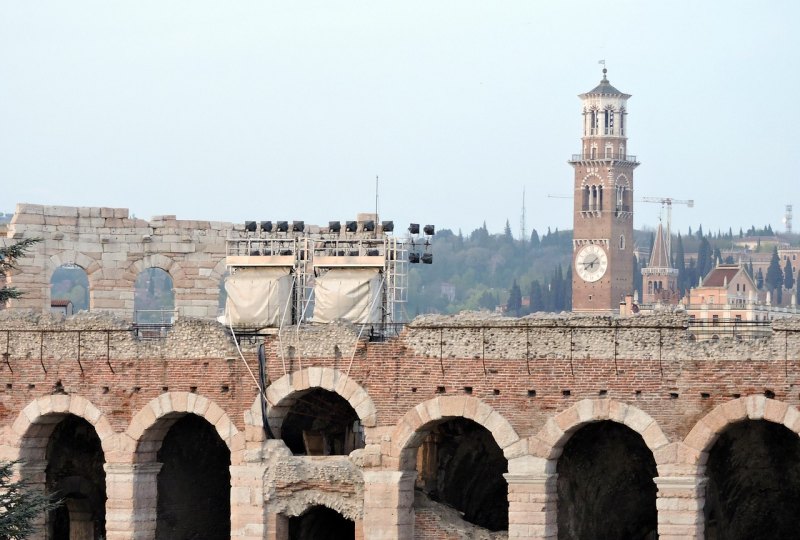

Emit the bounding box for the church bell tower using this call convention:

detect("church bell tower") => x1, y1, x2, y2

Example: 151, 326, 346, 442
570, 68, 638, 313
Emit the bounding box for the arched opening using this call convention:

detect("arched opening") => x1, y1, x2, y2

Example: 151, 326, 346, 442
134, 267, 174, 325
45, 415, 106, 540
288, 505, 354, 540
218, 270, 229, 316
414, 418, 507, 532
50, 264, 89, 313
155, 414, 230, 540
280, 388, 364, 455
557, 421, 657, 540
704, 419, 800, 540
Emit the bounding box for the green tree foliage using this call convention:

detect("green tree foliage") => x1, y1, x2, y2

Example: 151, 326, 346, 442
0, 461, 60, 539
696, 238, 714, 279
765, 248, 784, 293
530, 229, 540, 249
784, 259, 795, 291
756, 268, 764, 289
1, 238, 41, 304
507, 280, 522, 316
633, 255, 643, 300
674, 233, 687, 294
406, 224, 572, 315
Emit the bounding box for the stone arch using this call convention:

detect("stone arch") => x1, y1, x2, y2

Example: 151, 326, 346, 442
389, 396, 521, 471
530, 399, 669, 468
127, 254, 186, 283
683, 395, 799, 468
581, 173, 604, 187
9, 394, 115, 462
125, 392, 240, 463
615, 173, 630, 187
256, 367, 378, 439
46, 251, 101, 311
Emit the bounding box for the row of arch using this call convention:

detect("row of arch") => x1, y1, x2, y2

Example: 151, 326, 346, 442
47, 251, 228, 317
6, 370, 800, 539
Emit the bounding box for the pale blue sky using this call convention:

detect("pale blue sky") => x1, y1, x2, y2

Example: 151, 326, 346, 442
1, 1, 797, 238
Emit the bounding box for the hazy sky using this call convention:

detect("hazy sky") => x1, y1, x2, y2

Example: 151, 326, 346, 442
1, 1, 797, 238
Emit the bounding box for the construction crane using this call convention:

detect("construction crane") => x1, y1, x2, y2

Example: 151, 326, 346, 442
638, 197, 694, 257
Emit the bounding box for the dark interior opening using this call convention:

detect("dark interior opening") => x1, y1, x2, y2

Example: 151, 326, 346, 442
281, 388, 363, 455
415, 418, 508, 531
705, 419, 800, 540
557, 420, 657, 540
46, 414, 106, 540
288, 505, 355, 540
155, 414, 231, 540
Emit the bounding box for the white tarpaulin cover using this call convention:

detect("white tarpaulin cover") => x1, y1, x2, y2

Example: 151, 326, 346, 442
312, 268, 382, 324
224, 267, 292, 327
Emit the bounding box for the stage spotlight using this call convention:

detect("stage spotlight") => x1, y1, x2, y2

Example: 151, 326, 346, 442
346, 221, 358, 233
421, 253, 433, 264
363, 220, 375, 232
409, 223, 420, 234
280, 249, 292, 256
292, 221, 305, 232
367, 249, 380, 256
409, 253, 420, 263
245, 221, 257, 232
329, 221, 341, 233
277, 221, 289, 232
423, 225, 435, 236
381, 220, 394, 232
260, 221, 273, 232
249, 249, 261, 256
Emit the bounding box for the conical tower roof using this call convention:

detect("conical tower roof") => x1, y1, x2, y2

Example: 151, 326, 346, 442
649, 222, 671, 269
580, 69, 631, 99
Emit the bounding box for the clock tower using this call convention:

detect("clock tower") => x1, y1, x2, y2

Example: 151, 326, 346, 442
570, 69, 638, 313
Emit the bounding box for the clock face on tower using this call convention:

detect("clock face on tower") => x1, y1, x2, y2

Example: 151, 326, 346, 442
575, 244, 608, 282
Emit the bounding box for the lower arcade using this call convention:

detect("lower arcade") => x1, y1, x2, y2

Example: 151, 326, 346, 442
2, 313, 800, 539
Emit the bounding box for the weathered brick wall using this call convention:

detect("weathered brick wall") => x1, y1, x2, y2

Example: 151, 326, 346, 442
3, 312, 800, 444
2, 311, 800, 539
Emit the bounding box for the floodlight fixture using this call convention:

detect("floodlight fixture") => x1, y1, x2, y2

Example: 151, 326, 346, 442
250, 249, 260, 256
277, 221, 289, 233
280, 249, 293, 256
245, 221, 257, 232
329, 221, 341, 233
409, 252, 420, 263
421, 253, 433, 264
409, 223, 420, 234
367, 249, 380, 256
381, 220, 394, 232
292, 221, 305, 232
363, 220, 375, 232
260, 221, 273, 233
423, 224, 435, 236
346, 221, 358, 233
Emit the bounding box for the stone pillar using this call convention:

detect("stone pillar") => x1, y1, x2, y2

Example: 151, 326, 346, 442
105, 463, 162, 540
230, 461, 269, 540
362, 471, 416, 540
655, 475, 707, 540
265, 513, 288, 540
19, 462, 48, 540
505, 472, 558, 540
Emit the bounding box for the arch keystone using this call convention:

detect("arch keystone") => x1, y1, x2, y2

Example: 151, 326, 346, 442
745, 394, 767, 419
438, 396, 467, 418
